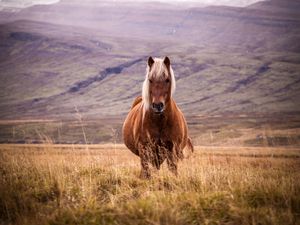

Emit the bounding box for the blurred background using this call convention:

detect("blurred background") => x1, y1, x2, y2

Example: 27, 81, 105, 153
0, 0, 299, 145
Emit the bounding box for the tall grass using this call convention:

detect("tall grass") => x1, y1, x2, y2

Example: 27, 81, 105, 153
0, 145, 299, 225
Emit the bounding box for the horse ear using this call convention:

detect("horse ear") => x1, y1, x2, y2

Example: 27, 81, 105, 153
163, 56, 170, 68
148, 56, 154, 68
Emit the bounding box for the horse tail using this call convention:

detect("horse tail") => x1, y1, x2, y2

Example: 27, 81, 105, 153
187, 137, 194, 152
183, 137, 194, 159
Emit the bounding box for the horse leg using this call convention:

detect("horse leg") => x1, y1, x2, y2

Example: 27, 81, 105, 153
157, 150, 166, 169
166, 152, 178, 176
166, 142, 178, 176
140, 158, 151, 179
176, 147, 184, 160
139, 145, 151, 179
151, 145, 166, 170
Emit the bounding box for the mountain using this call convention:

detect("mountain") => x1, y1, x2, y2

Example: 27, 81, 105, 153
0, 0, 300, 120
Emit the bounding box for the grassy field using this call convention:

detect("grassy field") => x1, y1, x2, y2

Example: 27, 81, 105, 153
0, 144, 299, 225
1, 114, 300, 146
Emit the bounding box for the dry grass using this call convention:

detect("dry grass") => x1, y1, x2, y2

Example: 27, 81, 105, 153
0, 144, 299, 225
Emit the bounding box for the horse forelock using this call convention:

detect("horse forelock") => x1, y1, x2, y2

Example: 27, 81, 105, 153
142, 58, 176, 115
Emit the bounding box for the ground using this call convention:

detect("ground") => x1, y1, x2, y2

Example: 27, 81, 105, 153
0, 144, 299, 225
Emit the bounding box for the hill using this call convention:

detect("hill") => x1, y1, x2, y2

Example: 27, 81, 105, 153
0, 0, 300, 119
0, 0, 299, 144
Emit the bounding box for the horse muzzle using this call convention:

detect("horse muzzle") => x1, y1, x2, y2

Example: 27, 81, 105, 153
152, 102, 164, 114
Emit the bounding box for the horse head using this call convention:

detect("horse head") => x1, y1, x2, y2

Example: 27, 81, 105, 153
142, 56, 176, 114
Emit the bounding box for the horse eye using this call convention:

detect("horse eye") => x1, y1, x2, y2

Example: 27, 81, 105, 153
149, 79, 153, 83
166, 79, 170, 83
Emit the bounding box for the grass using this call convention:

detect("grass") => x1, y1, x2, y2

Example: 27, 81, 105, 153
1, 115, 300, 147
0, 144, 299, 225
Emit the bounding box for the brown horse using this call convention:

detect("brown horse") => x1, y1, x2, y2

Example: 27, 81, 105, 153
122, 56, 193, 178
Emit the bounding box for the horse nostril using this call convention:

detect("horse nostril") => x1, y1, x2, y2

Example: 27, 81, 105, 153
152, 102, 164, 112
158, 103, 164, 110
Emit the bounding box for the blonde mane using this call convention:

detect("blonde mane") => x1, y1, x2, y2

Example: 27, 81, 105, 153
142, 57, 176, 113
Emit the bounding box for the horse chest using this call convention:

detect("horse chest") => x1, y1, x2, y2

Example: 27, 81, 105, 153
146, 122, 171, 145
148, 127, 163, 141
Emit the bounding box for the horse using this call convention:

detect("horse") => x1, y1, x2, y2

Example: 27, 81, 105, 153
122, 56, 193, 178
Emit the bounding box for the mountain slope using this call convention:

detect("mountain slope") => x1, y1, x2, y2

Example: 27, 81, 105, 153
0, 0, 299, 119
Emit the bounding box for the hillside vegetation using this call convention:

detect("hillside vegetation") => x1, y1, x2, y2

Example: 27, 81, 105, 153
0, 0, 300, 119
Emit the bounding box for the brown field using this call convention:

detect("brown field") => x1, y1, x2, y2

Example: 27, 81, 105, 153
0, 144, 299, 225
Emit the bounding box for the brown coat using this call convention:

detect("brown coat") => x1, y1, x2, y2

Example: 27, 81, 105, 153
122, 56, 193, 178
123, 96, 193, 178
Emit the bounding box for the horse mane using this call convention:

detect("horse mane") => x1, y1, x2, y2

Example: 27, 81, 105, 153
141, 57, 176, 114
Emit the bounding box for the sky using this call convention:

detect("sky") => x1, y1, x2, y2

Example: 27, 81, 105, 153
0, 0, 59, 9
0, 0, 264, 9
